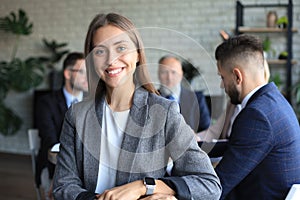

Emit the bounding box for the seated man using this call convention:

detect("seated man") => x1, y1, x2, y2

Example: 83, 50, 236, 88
35, 52, 88, 198
214, 34, 300, 199
198, 59, 270, 142
158, 55, 210, 132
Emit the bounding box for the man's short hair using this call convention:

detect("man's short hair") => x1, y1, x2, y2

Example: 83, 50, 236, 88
63, 52, 84, 70
215, 34, 264, 68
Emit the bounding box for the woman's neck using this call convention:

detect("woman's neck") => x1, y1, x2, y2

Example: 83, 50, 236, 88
106, 82, 135, 112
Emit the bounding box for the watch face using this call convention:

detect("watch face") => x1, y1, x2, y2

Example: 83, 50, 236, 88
145, 177, 155, 185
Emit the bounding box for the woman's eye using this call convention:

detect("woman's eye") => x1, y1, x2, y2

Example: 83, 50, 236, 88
94, 48, 106, 56
117, 46, 126, 52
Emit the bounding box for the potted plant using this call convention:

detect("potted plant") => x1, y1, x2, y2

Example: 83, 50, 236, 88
293, 82, 300, 122
181, 59, 201, 83
263, 37, 276, 59
0, 9, 45, 136
39, 39, 69, 90
276, 16, 288, 29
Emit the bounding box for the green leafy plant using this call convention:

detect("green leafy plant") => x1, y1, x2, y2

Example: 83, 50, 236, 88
263, 37, 271, 52
0, 102, 22, 136
182, 59, 201, 83
0, 9, 70, 135
278, 51, 288, 60
39, 39, 69, 89
276, 16, 288, 28
269, 73, 283, 89
263, 37, 276, 59
293, 82, 300, 121
0, 9, 33, 60
39, 38, 69, 69
0, 9, 45, 136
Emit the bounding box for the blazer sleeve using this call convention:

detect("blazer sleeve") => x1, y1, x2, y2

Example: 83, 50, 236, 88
52, 108, 96, 200
162, 101, 222, 200
215, 107, 273, 199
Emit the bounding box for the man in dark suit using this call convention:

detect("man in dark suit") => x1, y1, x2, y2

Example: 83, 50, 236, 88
35, 52, 88, 196
214, 34, 300, 199
158, 55, 210, 132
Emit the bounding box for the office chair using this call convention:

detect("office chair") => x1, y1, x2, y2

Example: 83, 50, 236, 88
28, 129, 42, 200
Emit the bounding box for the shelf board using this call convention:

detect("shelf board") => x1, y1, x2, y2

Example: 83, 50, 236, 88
267, 59, 297, 65
238, 27, 298, 33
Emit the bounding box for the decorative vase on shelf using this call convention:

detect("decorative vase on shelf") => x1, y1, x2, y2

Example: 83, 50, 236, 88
267, 11, 278, 28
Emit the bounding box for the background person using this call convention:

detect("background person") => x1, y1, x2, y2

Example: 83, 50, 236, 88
35, 52, 88, 198
158, 55, 211, 132
214, 34, 300, 199
197, 59, 270, 142
53, 13, 221, 200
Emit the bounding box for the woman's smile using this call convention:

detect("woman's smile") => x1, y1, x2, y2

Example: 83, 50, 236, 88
105, 67, 125, 77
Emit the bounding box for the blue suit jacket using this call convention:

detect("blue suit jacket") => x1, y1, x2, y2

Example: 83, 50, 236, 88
216, 82, 300, 199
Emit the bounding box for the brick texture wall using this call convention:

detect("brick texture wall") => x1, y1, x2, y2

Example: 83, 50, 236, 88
0, 0, 299, 154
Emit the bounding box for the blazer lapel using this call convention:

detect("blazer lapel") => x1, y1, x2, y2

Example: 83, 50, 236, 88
83, 94, 104, 191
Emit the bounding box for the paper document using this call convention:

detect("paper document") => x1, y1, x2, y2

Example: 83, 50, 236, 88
51, 143, 60, 152
286, 184, 300, 200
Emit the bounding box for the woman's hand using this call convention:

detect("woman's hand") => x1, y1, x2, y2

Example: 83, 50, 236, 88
95, 180, 145, 200
94, 179, 175, 200
139, 194, 177, 200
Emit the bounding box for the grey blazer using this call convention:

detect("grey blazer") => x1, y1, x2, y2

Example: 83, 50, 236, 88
53, 87, 221, 200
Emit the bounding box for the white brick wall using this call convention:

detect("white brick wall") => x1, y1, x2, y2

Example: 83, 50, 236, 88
0, 0, 299, 154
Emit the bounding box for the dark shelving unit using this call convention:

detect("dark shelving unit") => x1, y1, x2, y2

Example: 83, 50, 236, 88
235, 0, 297, 103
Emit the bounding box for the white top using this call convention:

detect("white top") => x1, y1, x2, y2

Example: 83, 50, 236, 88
227, 104, 242, 137
95, 101, 129, 194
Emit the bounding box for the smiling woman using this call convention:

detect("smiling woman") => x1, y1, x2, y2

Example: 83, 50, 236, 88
52, 13, 221, 200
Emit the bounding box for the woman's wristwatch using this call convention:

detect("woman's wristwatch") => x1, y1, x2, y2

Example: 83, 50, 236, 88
143, 177, 156, 195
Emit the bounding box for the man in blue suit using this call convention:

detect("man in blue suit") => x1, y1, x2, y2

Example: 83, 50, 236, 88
214, 34, 300, 199
158, 55, 211, 132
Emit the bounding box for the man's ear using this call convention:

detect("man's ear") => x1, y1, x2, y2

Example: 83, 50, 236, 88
64, 69, 71, 80
232, 68, 242, 85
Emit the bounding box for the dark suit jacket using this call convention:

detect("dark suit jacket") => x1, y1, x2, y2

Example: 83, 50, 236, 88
34, 89, 68, 186
159, 86, 211, 132
216, 82, 300, 199
179, 87, 211, 132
